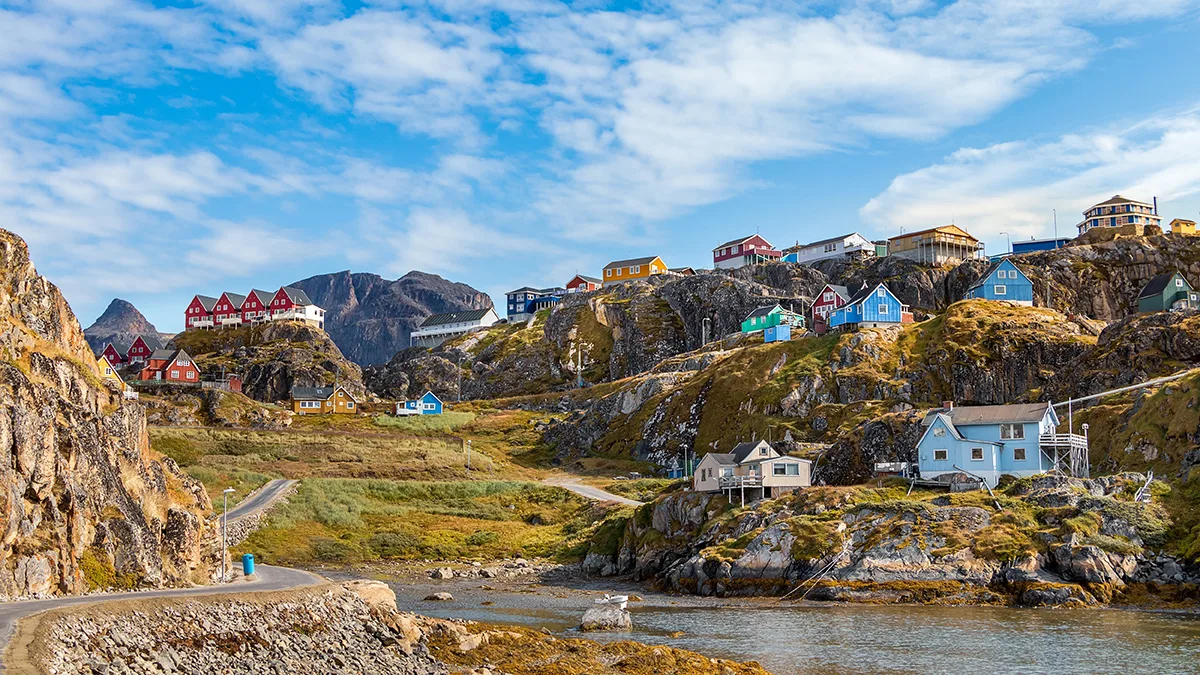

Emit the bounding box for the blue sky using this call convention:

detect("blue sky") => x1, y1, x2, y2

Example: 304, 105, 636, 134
3, 0, 1200, 333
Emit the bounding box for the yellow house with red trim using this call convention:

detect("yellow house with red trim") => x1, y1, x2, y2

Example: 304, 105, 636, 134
602, 256, 667, 287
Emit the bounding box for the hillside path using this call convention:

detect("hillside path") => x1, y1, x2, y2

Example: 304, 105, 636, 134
543, 477, 643, 506
226, 479, 298, 521
0, 564, 322, 672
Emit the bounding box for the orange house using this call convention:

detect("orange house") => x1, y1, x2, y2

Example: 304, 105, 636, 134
290, 385, 358, 415
602, 256, 667, 287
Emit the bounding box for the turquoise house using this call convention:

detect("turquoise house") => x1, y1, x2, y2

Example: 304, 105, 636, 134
741, 304, 805, 334
396, 390, 444, 416
828, 283, 912, 330
916, 402, 1086, 487
963, 259, 1034, 306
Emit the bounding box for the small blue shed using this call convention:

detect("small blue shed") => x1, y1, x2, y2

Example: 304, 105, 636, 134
764, 324, 792, 343
963, 258, 1034, 306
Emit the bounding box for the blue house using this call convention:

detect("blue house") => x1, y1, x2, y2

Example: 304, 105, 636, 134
396, 390, 443, 416
916, 402, 1086, 487
963, 258, 1034, 306
1012, 237, 1072, 255
505, 287, 564, 321
828, 283, 912, 330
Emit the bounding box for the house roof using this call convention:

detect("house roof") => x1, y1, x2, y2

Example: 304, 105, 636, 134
921, 402, 1051, 427
169, 349, 192, 364
713, 234, 773, 251
194, 295, 218, 311
506, 286, 542, 295
730, 441, 771, 464
419, 307, 496, 327
280, 286, 314, 306
133, 335, 164, 351
604, 256, 660, 269
291, 386, 335, 400
819, 284, 850, 299
966, 259, 1025, 292
104, 340, 131, 355
887, 224, 978, 243
569, 274, 602, 284
421, 390, 442, 402
669, 267, 697, 275
249, 289, 275, 302
799, 232, 865, 249
845, 282, 884, 307
744, 304, 782, 320
148, 349, 177, 361
705, 452, 737, 466
219, 292, 247, 307
1139, 271, 1187, 299
1093, 194, 1152, 207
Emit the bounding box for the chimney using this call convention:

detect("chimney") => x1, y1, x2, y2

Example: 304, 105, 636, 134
942, 400, 954, 411
1153, 197, 1158, 215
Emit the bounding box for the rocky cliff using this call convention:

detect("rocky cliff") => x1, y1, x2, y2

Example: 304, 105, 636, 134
170, 321, 365, 403
82, 298, 168, 354
584, 477, 1199, 607
289, 270, 492, 366
0, 229, 216, 598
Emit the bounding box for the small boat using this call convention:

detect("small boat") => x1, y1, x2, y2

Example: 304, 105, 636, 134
595, 594, 629, 610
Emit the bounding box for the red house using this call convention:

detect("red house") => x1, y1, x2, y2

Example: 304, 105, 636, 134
100, 342, 127, 365
212, 292, 247, 328
565, 275, 602, 294
184, 295, 218, 330
241, 289, 274, 323
138, 349, 200, 383
269, 286, 324, 328
712, 234, 782, 270
126, 335, 163, 363
810, 284, 850, 334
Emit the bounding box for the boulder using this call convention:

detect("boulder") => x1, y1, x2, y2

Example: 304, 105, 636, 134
580, 604, 632, 632
424, 592, 455, 602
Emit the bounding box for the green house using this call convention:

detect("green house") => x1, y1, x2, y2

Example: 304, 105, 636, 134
1137, 271, 1200, 313
741, 304, 805, 333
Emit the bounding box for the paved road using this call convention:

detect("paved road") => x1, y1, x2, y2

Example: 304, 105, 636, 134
0, 564, 322, 670
226, 479, 298, 521
543, 477, 643, 506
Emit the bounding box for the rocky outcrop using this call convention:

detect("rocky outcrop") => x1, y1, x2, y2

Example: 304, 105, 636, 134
171, 321, 364, 403
289, 270, 492, 366
0, 229, 216, 599
83, 298, 169, 355
579, 603, 632, 631
139, 387, 292, 429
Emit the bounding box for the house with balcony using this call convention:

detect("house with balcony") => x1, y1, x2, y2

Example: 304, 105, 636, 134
505, 287, 564, 321
828, 283, 913, 330
888, 225, 984, 266
241, 289, 275, 323
213, 292, 247, 328
138, 349, 200, 383
183, 294, 218, 330
411, 307, 500, 347
741, 304, 805, 334
783, 232, 875, 265
712, 235, 782, 270
269, 287, 325, 329
916, 401, 1086, 488
1138, 271, 1200, 313
1077, 195, 1162, 235
693, 440, 812, 503
963, 258, 1034, 306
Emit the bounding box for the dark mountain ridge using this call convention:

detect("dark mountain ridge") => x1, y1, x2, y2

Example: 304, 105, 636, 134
83, 298, 169, 354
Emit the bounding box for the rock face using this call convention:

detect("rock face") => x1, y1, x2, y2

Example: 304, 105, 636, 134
82, 298, 168, 354
289, 270, 492, 366
0, 229, 216, 598
171, 321, 365, 403
579, 603, 632, 631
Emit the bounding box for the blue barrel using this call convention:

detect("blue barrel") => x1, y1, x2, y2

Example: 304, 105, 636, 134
242, 553, 255, 576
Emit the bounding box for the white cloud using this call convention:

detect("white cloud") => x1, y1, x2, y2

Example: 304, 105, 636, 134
368, 207, 553, 278
860, 108, 1200, 246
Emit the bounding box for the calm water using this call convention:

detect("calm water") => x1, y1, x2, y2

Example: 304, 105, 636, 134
370, 573, 1200, 675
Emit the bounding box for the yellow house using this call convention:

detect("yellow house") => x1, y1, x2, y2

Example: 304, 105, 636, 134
887, 225, 984, 265
602, 256, 667, 287
1171, 218, 1197, 236
96, 354, 126, 390
290, 385, 358, 415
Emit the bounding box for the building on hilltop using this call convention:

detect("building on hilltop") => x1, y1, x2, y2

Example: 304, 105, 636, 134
184, 294, 218, 330
126, 335, 163, 364
916, 401, 1086, 488
138, 349, 200, 383
213, 292, 247, 328
741, 304, 805, 334
1137, 271, 1200, 313
602, 256, 667, 286
1170, 218, 1197, 236
1076, 195, 1161, 235
505, 287, 564, 322
887, 225, 984, 266
100, 341, 127, 365
410, 307, 500, 348
782, 232, 875, 265
963, 258, 1034, 306
1011, 237, 1072, 255
241, 289, 275, 324
290, 385, 357, 415
712, 235, 781, 270
693, 440, 812, 504
270, 287, 325, 329
565, 274, 602, 294
184, 286, 325, 332
828, 283, 913, 330
395, 390, 443, 416
810, 284, 850, 334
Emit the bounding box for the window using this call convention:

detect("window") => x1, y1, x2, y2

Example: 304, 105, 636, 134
878, 304, 889, 314
971, 448, 984, 461
877, 288, 885, 297
824, 242, 836, 253
933, 428, 946, 437
170, 370, 179, 379
1177, 278, 1184, 287
823, 292, 833, 301
1000, 423, 1025, 440
1013, 448, 1027, 461
104, 367, 113, 376
605, 269, 612, 277
1128, 216, 1135, 224
934, 449, 948, 461
346, 401, 354, 409
186, 371, 195, 379
759, 447, 768, 456
774, 464, 786, 475
994, 284, 1006, 295
632, 265, 640, 274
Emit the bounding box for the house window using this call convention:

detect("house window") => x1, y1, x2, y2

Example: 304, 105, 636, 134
1013, 448, 1027, 461
605, 269, 612, 277
971, 448, 984, 461
186, 371, 195, 379
878, 305, 888, 314
1177, 279, 1184, 287
994, 285, 1006, 295
823, 292, 833, 301
933, 449, 948, 461
346, 401, 355, 409
1000, 423, 1025, 440
632, 266, 640, 274
170, 370, 179, 379
877, 288, 885, 297
759, 447, 768, 456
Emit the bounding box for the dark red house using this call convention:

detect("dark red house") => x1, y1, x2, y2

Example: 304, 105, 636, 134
100, 342, 127, 365
810, 284, 850, 334
712, 234, 781, 270
565, 274, 602, 294
126, 335, 163, 363
241, 289, 274, 323
184, 294, 218, 330
212, 292, 247, 327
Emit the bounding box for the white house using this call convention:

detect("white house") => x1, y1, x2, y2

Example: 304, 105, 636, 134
410, 307, 500, 347
693, 440, 812, 504
783, 232, 876, 265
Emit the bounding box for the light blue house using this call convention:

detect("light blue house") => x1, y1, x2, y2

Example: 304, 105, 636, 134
396, 390, 443, 416
916, 402, 1087, 487
963, 259, 1034, 306
828, 283, 912, 330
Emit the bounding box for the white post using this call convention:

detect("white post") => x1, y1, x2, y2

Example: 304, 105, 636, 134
222, 487, 234, 583
466, 440, 472, 471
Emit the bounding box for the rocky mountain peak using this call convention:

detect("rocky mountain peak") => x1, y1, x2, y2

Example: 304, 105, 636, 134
83, 297, 166, 354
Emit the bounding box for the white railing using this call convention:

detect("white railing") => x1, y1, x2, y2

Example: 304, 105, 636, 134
122, 389, 139, 400
718, 475, 761, 489
1039, 433, 1088, 450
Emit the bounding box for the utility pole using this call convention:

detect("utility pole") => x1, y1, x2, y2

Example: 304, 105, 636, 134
466, 440, 472, 471
457, 352, 463, 403
222, 487, 234, 582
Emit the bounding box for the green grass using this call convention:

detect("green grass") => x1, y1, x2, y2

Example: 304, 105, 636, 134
372, 411, 476, 434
